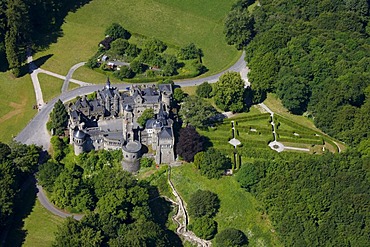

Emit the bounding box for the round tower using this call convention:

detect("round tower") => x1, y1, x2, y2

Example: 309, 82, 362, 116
121, 140, 142, 172
73, 130, 86, 155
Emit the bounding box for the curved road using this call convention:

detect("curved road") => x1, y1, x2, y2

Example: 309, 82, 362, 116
61, 62, 87, 93
15, 52, 247, 149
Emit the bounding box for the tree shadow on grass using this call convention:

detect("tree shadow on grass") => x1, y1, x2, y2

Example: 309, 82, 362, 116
16, 54, 54, 78
4, 177, 37, 247
30, 0, 92, 52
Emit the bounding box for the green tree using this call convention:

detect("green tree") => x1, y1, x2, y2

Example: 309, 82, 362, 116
37, 160, 64, 193
110, 38, 129, 56
196, 81, 212, 98
130, 59, 145, 74
0, 142, 11, 163
189, 217, 217, 240
173, 87, 185, 102
188, 189, 220, 218
178, 43, 203, 60
105, 23, 130, 40
276, 76, 310, 114
198, 148, 231, 179
140, 157, 154, 168
224, 7, 254, 49
179, 96, 218, 128
50, 99, 68, 136
114, 66, 134, 79
137, 108, 154, 127
144, 38, 167, 53
236, 163, 262, 191
215, 228, 248, 247
214, 72, 246, 112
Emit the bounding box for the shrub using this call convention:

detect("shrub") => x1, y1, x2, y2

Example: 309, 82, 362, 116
105, 23, 131, 40
215, 228, 248, 247
188, 189, 220, 218
196, 81, 213, 98
189, 217, 217, 240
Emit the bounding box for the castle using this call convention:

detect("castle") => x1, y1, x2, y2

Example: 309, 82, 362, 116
68, 79, 175, 172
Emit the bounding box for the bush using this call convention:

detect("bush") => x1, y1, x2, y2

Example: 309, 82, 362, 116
114, 66, 135, 79
196, 81, 213, 98
140, 157, 155, 168
188, 189, 220, 218
189, 217, 217, 240
105, 23, 131, 40
215, 228, 248, 247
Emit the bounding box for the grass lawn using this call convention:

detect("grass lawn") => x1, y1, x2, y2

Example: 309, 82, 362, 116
22, 200, 64, 247
171, 164, 282, 247
38, 73, 64, 102
68, 82, 80, 91
34, 0, 239, 81
0, 72, 36, 143
263, 93, 320, 131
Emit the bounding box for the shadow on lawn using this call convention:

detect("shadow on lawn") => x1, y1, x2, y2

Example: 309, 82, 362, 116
30, 0, 92, 52
3, 177, 37, 247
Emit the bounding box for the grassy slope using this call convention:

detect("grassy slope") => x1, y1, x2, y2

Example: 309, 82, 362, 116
172, 164, 282, 247
22, 201, 64, 247
33, 0, 239, 82
0, 73, 36, 143
38, 73, 64, 102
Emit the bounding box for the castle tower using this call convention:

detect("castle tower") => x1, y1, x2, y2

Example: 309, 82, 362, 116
123, 104, 134, 141
73, 129, 86, 155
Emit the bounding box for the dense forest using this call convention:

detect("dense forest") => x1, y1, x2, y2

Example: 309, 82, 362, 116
225, 1, 370, 246
0, 0, 90, 75
0, 142, 40, 235
226, 0, 370, 146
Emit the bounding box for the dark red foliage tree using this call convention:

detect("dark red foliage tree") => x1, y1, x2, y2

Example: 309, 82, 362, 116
176, 125, 204, 162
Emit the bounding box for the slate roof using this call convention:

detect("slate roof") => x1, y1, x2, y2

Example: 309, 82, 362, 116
159, 127, 173, 139
158, 84, 173, 94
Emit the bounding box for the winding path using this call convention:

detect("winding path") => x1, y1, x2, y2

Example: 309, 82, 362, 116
168, 167, 211, 247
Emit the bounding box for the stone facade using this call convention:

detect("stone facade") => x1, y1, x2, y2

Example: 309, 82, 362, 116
68, 79, 175, 172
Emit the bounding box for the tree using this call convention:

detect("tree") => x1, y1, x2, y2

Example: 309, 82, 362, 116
197, 148, 231, 179
224, 7, 254, 49
236, 163, 261, 191
105, 23, 131, 40
179, 96, 218, 128
188, 189, 220, 218
214, 72, 246, 112
215, 228, 248, 247
37, 160, 64, 193
196, 81, 212, 98
140, 157, 154, 168
114, 66, 134, 79
144, 38, 167, 53
178, 43, 203, 60
130, 59, 145, 74
173, 88, 185, 103
176, 125, 204, 162
137, 108, 154, 127
5, 0, 30, 76
189, 217, 217, 240
50, 99, 68, 136
276, 76, 310, 114
110, 38, 129, 56
0, 142, 11, 163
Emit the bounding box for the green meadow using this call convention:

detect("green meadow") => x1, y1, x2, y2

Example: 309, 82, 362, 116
33, 0, 240, 82
171, 164, 282, 247
0, 73, 36, 143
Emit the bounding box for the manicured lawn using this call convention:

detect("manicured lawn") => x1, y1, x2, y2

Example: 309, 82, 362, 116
68, 82, 80, 90
171, 164, 282, 247
0, 72, 36, 143
38, 73, 64, 102
22, 200, 64, 247
263, 93, 320, 131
